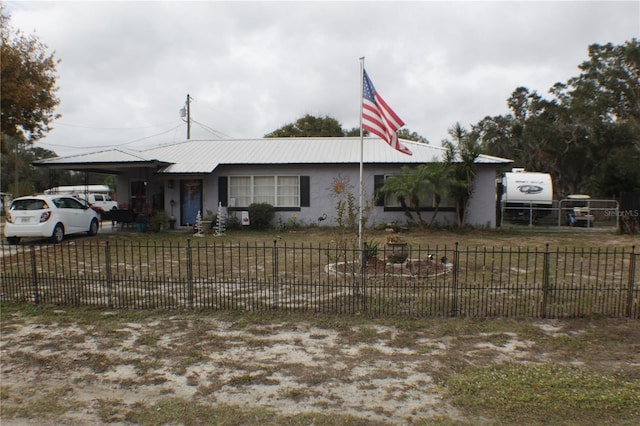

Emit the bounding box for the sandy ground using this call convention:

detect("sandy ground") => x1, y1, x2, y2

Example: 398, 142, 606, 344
0, 309, 598, 425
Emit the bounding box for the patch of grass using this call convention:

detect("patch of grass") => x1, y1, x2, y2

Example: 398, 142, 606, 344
134, 331, 161, 346
176, 347, 208, 369
278, 386, 308, 401
445, 362, 640, 424
195, 380, 224, 396
2, 386, 77, 419
388, 330, 420, 348
358, 346, 384, 358
80, 351, 114, 373
226, 371, 278, 387
124, 399, 274, 425
338, 325, 380, 344
99, 386, 374, 426
131, 356, 163, 375
481, 332, 514, 347
309, 332, 328, 339
94, 398, 132, 423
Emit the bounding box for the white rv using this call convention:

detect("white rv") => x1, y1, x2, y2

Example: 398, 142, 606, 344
499, 168, 553, 220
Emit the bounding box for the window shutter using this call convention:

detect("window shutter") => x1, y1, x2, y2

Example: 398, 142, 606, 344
374, 175, 385, 206
300, 176, 310, 207
218, 176, 228, 207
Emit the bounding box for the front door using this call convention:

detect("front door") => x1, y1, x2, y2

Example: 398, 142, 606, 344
180, 179, 202, 226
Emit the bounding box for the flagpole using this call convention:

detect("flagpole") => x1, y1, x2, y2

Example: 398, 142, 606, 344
358, 57, 365, 254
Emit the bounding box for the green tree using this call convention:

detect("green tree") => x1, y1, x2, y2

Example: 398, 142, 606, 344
1, 5, 61, 196
378, 162, 451, 228
379, 165, 425, 225
397, 128, 429, 144
1, 5, 60, 149
344, 127, 362, 137
265, 114, 344, 137
478, 40, 640, 199
551, 39, 640, 197
421, 162, 452, 227
443, 123, 480, 227
265, 114, 429, 142
0, 139, 59, 196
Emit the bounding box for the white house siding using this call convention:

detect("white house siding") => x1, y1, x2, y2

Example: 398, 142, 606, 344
465, 165, 499, 228
108, 163, 497, 229
34, 138, 510, 229
196, 164, 465, 229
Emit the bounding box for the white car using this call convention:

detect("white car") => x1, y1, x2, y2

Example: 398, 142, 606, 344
4, 194, 100, 244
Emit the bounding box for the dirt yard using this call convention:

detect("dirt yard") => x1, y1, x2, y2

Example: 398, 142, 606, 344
1, 306, 639, 425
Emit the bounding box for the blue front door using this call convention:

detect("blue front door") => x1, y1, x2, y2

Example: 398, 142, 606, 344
180, 179, 202, 226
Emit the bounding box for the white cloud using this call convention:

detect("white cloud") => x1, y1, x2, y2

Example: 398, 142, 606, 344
6, 1, 639, 155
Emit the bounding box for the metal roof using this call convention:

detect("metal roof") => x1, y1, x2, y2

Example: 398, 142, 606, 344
35, 137, 512, 174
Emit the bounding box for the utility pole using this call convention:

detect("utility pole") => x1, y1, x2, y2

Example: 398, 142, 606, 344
181, 94, 191, 140
185, 94, 191, 140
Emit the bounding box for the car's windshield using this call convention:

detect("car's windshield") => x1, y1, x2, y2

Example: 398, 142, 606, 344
10, 199, 49, 210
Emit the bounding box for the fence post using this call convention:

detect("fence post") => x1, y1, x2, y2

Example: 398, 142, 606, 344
186, 239, 194, 309
542, 243, 550, 319
452, 242, 460, 317
272, 239, 279, 310
627, 246, 637, 318
105, 241, 113, 308
29, 246, 39, 305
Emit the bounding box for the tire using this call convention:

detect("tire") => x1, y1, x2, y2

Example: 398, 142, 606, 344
88, 219, 99, 236
6, 236, 20, 245
50, 224, 64, 244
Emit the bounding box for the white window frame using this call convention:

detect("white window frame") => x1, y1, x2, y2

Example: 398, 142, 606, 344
229, 175, 300, 207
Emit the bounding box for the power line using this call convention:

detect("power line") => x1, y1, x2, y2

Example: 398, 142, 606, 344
192, 119, 232, 139
55, 120, 179, 130
37, 123, 185, 150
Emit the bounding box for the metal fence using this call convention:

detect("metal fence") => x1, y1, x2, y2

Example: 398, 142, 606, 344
500, 199, 621, 230
1, 241, 638, 318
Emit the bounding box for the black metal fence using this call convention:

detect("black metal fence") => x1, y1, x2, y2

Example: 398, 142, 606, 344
1, 241, 638, 318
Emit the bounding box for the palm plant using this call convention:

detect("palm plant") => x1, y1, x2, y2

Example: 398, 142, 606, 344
419, 162, 452, 228
443, 123, 481, 227
378, 163, 453, 228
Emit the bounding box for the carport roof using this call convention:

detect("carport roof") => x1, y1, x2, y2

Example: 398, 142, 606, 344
34, 137, 512, 174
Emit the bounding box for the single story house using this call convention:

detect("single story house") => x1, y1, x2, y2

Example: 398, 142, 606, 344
34, 137, 512, 228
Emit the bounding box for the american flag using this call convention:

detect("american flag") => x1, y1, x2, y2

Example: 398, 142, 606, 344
362, 69, 412, 156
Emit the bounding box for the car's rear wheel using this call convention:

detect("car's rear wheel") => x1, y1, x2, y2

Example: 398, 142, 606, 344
50, 224, 64, 243
88, 219, 99, 236
6, 236, 20, 245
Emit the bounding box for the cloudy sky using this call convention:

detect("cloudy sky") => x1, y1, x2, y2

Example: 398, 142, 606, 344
7, 1, 639, 157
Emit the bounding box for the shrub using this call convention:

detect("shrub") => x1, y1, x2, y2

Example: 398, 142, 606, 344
247, 203, 275, 230
149, 211, 167, 232
363, 239, 379, 261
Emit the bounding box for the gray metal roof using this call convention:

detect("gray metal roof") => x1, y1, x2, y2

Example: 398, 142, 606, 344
35, 147, 160, 165
35, 137, 512, 174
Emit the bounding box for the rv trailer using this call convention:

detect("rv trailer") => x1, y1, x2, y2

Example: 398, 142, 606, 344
499, 168, 553, 222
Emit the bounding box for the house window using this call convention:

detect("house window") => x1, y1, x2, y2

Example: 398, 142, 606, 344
229, 176, 300, 207
229, 176, 252, 207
